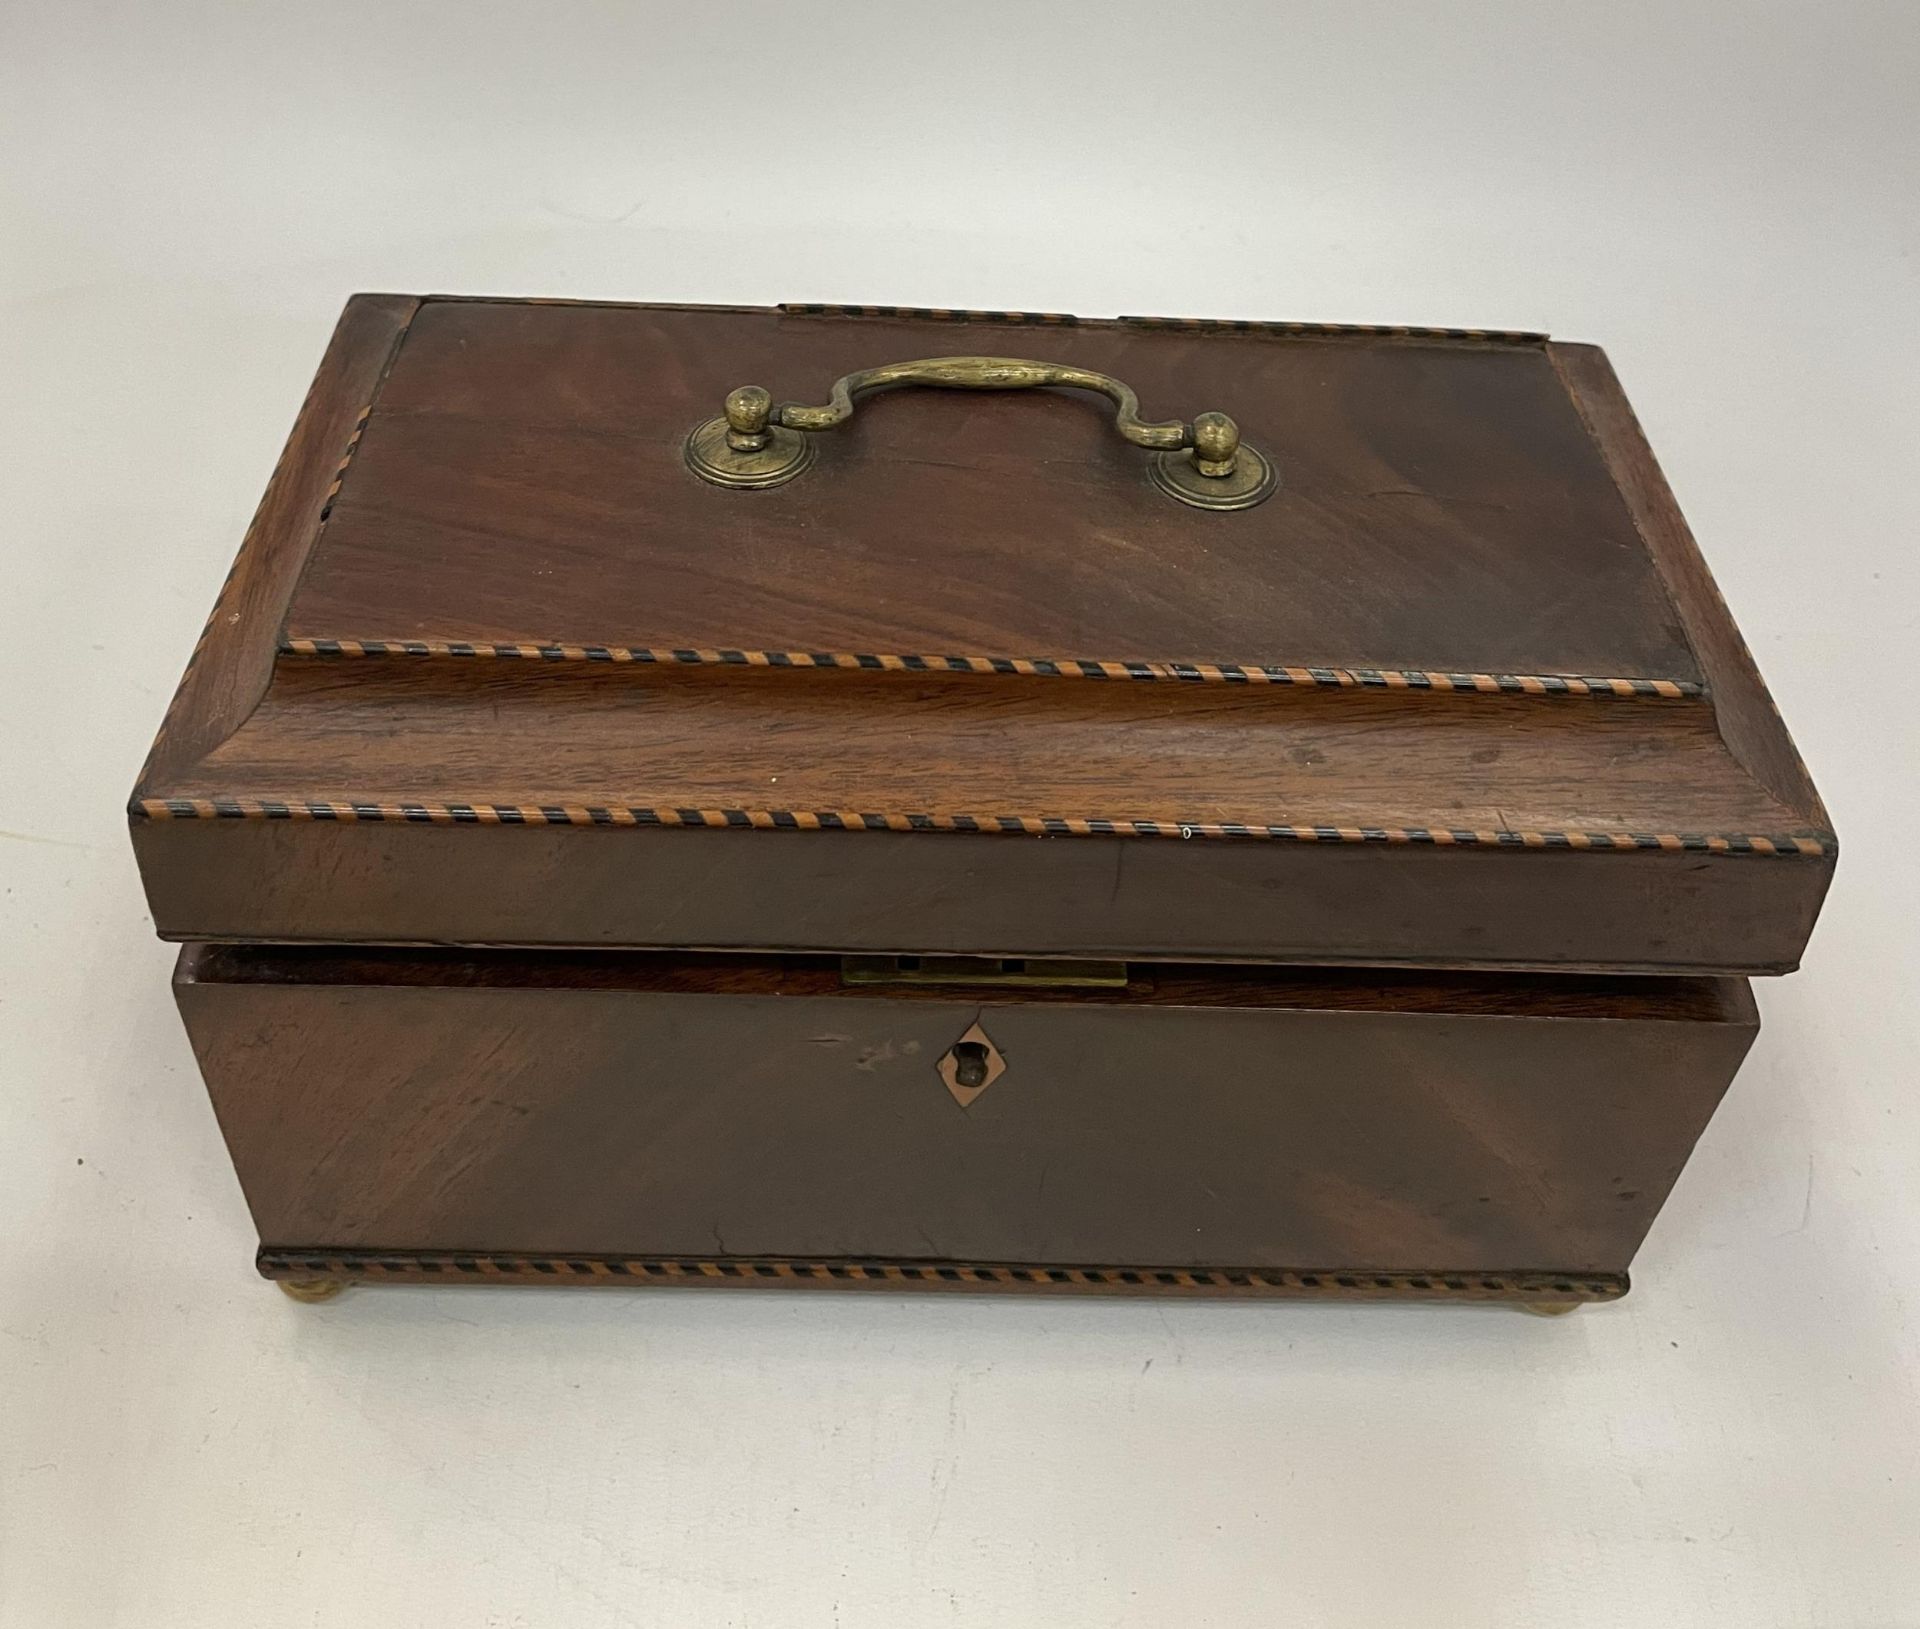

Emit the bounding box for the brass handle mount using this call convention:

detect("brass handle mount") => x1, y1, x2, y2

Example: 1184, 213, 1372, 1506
684, 355, 1276, 511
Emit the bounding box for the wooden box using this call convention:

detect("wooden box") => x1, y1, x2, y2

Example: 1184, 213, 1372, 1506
133, 295, 1835, 1308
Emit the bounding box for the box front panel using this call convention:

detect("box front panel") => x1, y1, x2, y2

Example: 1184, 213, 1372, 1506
177, 951, 1754, 1281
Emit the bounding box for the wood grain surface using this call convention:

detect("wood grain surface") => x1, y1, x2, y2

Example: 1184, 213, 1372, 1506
285, 301, 1699, 683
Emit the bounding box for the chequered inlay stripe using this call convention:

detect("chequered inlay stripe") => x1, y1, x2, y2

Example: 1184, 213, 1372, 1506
279, 637, 1704, 700
1118, 314, 1545, 343
778, 303, 1086, 325
775, 304, 1545, 344
259, 1249, 1625, 1302
132, 796, 1833, 856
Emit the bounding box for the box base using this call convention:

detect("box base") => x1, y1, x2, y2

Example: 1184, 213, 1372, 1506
259, 1248, 1625, 1309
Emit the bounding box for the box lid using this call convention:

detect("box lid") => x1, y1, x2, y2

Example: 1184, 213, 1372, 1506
131, 295, 1835, 973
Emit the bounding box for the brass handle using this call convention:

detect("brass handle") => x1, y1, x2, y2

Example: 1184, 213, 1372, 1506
684, 355, 1276, 511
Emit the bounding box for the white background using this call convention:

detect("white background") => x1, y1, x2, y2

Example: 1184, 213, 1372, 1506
3, 3, 1917, 1624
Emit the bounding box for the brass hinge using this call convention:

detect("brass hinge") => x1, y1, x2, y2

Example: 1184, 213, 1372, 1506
840, 955, 1127, 990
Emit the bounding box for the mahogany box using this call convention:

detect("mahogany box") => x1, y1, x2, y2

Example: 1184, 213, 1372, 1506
131, 295, 1835, 1309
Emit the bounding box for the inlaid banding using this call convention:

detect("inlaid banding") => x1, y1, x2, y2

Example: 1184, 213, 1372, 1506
278, 637, 1705, 701
130, 796, 1835, 857
259, 1248, 1626, 1303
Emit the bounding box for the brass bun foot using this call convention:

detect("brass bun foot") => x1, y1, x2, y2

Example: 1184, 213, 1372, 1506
1519, 1299, 1582, 1317
278, 1276, 347, 1304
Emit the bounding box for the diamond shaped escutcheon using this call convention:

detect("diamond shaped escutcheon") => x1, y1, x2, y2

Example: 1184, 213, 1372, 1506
938, 1022, 1006, 1108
